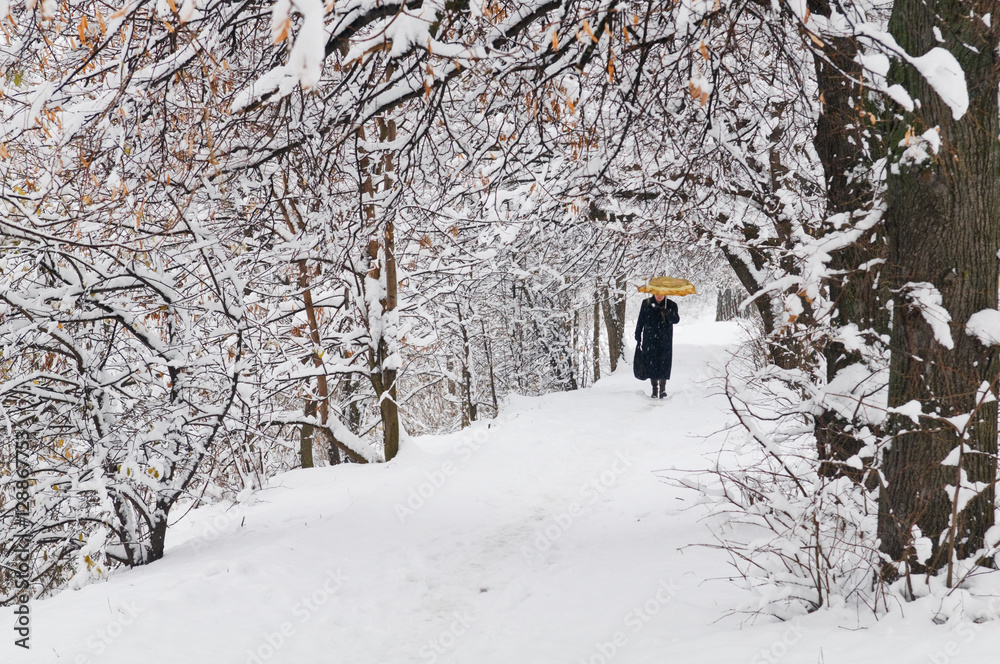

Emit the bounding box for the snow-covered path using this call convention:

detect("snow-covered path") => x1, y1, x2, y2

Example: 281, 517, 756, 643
5, 320, 1000, 664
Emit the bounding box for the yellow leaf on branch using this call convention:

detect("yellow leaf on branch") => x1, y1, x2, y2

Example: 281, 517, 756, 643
274, 18, 290, 43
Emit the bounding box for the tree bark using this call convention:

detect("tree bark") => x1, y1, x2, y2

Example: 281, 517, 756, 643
719, 245, 798, 370
480, 317, 499, 417
614, 277, 626, 365
600, 279, 626, 373
361, 117, 401, 461
593, 284, 602, 382
377, 218, 400, 461
715, 288, 744, 321
457, 302, 477, 425
300, 399, 317, 469
878, 0, 1000, 575
805, 8, 886, 482
277, 193, 330, 470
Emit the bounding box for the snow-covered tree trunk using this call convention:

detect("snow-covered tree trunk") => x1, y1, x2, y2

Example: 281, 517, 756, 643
808, 9, 886, 482
378, 219, 402, 461
361, 116, 402, 461
878, 0, 1000, 576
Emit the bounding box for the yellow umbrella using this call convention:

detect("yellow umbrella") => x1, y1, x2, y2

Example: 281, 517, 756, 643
636, 276, 696, 297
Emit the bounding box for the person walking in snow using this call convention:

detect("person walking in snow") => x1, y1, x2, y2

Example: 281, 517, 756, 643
634, 293, 680, 398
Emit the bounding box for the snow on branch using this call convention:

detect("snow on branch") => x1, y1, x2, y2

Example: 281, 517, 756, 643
855, 26, 968, 120
270, 412, 380, 463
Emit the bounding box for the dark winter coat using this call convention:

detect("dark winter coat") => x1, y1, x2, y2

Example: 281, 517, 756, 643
634, 297, 680, 380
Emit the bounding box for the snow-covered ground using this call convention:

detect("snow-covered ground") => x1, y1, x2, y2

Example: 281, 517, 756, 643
5, 319, 1000, 664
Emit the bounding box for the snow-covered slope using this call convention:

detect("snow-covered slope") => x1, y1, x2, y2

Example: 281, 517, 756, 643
5, 320, 1000, 664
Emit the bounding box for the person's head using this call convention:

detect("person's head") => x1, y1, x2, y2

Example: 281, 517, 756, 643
654, 294, 665, 303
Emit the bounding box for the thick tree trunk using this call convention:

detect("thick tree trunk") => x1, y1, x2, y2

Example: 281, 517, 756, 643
327, 438, 341, 465
878, 0, 1000, 576
805, 12, 885, 481
300, 400, 317, 469
148, 502, 169, 564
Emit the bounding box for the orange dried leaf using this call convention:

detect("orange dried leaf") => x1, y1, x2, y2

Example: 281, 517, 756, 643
274, 18, 290, 44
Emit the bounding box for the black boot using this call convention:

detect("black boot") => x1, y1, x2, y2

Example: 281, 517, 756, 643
650, 379, 659, 399
658, 379, 667, 398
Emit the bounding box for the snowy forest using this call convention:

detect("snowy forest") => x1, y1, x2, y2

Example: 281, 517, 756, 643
3, 0, 1000, 659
